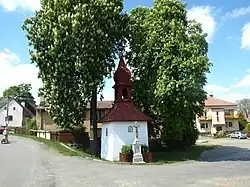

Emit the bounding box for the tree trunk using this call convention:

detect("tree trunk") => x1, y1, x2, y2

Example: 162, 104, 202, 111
90, 89, 98, 157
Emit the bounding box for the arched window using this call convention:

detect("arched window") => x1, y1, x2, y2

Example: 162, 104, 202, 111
122, 88, 128, 100
128, 126, 133, 133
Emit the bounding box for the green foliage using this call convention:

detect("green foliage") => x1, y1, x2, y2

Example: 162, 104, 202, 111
2, 84, 35, 104
141, 144, 149, 153
126, 0, 211, 150
245, 123, 250, 132
216, 130, 226, 138
238, 112, 248, 130
121, 145, 132, 154
23, 0, 127, 130
25, 117, 37, 130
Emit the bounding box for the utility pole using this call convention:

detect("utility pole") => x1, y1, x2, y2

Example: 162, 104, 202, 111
5, 96, 10, 127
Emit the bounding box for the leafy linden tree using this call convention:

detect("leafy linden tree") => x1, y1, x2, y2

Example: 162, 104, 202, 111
23, 0, 126, 130
127, 0, 212, 149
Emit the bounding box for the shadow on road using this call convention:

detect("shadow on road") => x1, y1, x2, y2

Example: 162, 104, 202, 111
200, 146, 250, 162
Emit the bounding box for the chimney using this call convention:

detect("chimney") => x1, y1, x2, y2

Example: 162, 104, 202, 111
209, 94, 213, 97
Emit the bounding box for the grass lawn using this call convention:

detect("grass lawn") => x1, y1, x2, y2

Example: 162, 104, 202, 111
14, 134, 93, 157
152, 145, 218, 164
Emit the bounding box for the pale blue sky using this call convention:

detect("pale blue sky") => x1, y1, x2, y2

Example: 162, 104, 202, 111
0, 0, 250, 103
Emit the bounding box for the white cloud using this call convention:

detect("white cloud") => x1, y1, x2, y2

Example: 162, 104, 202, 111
223, 6, 250, 19
187, 6, 216, 43
235, 74, 250, 88
204, 84, 230, 93
204, 84, 249, 102
220, 92, 249, 103
241, 23, 250, 50
0, 49, 42, 103
0, 0, 41, 12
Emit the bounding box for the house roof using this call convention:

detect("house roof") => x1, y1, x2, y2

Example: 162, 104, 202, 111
0, 99, 36, 117
37, 100, 113, 110
86, 101, 113, 109
0, 100, 8, 108
205, 96, 237, 107
100, 101, 152, 123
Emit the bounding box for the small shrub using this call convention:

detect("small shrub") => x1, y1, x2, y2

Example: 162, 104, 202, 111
245, 123, 250, 132
141, 144, 149, 153
121, 145, 132, 154
216, 130, 226, 138
25, 117, 37, 130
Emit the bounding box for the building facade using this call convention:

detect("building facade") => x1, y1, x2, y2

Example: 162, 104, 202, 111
100, 56, 150, 161
196, 95, 239, 134
36, 101, 113, 135
0, 99, 35, 127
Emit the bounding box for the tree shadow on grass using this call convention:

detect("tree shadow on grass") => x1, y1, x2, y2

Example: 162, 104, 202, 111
152, 145, 217, 164
199, 145, 250, 162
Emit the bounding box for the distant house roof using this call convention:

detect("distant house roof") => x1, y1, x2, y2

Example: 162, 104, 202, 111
205, 96, 237, 107
86, 101, 113, 109
37, 100, 113, 110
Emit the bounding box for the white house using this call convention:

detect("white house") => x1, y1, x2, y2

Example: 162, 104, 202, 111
100, 56, 151, 161
0, 99, 36, 127
196, 95, 239, 135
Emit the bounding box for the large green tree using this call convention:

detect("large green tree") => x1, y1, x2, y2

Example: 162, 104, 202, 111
22, 0, 127, 153
2, 84, 35, 104
238, 112, 248, 131
126, 0, 211, 150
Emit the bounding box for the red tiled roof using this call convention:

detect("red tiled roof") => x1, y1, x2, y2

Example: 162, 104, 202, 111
114, 55, 132, 85
100, 101, 152, 123
205, 96, 237, 107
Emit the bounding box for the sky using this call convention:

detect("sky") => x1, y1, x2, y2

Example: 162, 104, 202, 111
0, 0, 250, 104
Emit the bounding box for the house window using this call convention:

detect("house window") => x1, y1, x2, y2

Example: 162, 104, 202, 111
5, 115, 13, 121
200, 123, 205, 129
128, 126, 133, 132
122, 88, 128, 100
225, 109, 234, 116
228, 122, 233, 127
105, 128, 108, 136
205, 123, 209, 129
13, 107, 16, 110
216, 111, 219, 122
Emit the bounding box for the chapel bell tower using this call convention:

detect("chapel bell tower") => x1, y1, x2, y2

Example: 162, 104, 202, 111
113, 55, 132, 102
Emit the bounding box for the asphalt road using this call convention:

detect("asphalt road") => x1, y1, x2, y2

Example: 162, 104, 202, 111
1, 136, 250, 187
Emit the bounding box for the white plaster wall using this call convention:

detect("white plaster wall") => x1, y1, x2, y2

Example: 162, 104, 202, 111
101, 123, 114, 161
0, 100, 23, 127
211, 108, 225, 125
196, 120, 212, 133
37, 131, 51, 140
101, 121, 148, 161
226, 119, 239, 132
